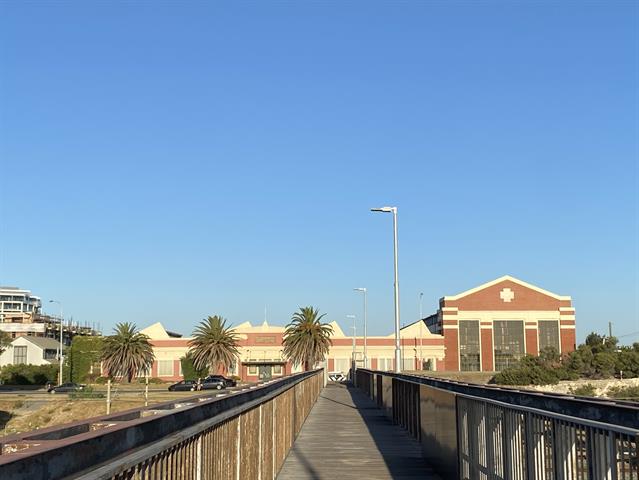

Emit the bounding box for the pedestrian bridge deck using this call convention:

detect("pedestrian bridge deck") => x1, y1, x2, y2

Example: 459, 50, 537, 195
277, 382, 441, 480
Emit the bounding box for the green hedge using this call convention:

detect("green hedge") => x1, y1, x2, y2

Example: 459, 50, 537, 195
0, 364, 58, 385
64, 336, 104, 383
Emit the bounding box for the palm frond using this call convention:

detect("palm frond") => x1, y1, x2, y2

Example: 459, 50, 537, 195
188, 315, 240, 374
282, 306, 333, 370
100, 322, 155, 382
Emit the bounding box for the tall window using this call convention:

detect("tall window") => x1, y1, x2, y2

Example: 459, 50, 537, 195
493, 320, 525, 371
13, 346, 27, 364
157, 360, 173, 376
459, 320, 481, 371
538, 320, 560, 352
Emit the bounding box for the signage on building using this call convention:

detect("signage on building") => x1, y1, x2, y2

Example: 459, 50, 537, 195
254, 335, 277, 344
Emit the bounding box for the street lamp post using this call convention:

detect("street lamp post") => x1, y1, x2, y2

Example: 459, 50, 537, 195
419, 292, 424, 369
371, 206, 401, 373
346, 314, 357, 380
354, 288, 367, 368
49, 300, 63, 385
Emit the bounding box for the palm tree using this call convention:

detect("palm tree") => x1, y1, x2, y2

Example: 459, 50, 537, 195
188, 316, 240, 375
283, 306, 333, 371
101, 323, 155, 382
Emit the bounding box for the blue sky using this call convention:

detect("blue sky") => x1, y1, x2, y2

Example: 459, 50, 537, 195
1, 2, 637, 343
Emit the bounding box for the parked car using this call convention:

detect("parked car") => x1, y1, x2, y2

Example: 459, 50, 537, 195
203, 375, 237, 388
47, 382, 86, 394
200, 378, 226, 390
168, 380, 199, 392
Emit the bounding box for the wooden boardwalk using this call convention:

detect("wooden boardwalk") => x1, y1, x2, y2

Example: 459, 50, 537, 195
277, 382, 441, 480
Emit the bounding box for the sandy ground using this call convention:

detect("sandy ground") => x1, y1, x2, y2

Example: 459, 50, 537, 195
0, 388, 217, 437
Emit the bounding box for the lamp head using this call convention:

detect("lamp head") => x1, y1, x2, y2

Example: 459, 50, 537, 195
370, 206, 394, 213
354, 287, 366, 292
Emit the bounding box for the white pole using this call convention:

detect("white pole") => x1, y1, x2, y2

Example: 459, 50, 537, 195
145, 374, 149, 407
364, 289, 368, 368
392, 207, 401, 373
106, 378, 111, 414
419, 292, 423, 369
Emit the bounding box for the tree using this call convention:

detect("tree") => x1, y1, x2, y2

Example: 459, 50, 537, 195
180, 352, 209, 380
0, 330, 11, 356
283, 306, 333, 371
188, 316, 240, 375
100, 323, 155, 382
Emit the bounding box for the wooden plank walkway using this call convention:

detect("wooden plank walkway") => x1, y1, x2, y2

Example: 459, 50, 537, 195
277, 382, 441, 480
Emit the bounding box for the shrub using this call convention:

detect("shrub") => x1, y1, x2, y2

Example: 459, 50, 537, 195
94, 376, 111, 384
492, 355, 561, 386
607, 385, 639, 400
180, 354, 208, 381
0, 364, 58, 385
136, 377, 164, 384
569, 384, 597, 397
69, 386, 104, 399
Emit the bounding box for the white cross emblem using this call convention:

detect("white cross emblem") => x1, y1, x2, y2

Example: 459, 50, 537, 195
500, 288, 515, 303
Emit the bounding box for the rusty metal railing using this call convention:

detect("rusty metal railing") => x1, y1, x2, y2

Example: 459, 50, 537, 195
0, 369, 324, 480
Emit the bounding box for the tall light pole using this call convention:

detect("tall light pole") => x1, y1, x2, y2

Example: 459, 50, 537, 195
346, 314, 357, 380
371, 206, 401, 373
354, 288, 367, 368
419, 292, 424, 369
49, 300, 63, 385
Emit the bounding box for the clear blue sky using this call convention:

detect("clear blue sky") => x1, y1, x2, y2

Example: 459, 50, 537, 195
1, 2, 637, 343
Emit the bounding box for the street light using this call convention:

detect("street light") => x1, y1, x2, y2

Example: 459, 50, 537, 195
371, 206, 401, 373
346, 314, 357, 379
49, 300, 63, 385
419, 292, 424, 369
354, 288, 367, 368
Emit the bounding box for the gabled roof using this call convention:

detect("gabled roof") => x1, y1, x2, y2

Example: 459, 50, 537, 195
18, 336, 62, 350
140, 322, 183, 339
443, 275, 571, 301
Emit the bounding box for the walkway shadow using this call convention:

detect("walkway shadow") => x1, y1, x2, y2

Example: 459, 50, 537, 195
340, 383, 439, 479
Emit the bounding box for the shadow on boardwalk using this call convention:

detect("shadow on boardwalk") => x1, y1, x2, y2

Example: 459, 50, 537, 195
277, 382, 440, 480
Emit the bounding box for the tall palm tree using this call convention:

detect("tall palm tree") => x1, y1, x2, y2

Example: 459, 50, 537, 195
188, 316, 240, 375
101, 323, 155, 382
283, 306, 333, 371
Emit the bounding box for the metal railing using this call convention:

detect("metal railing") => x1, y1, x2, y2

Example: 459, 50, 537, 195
355, 369, 639, 480
0, 370, 324, 479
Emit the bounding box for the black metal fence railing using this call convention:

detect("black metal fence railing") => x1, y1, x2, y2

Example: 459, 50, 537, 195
355, 369, 639, 480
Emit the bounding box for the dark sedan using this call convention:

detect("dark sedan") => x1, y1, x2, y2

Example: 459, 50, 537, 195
168, 380, 199, 392
200, 378, 225, 390
203, 375, 237, 388
47, 383, 85, 393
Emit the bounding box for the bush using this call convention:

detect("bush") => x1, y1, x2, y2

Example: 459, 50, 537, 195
94, 376, 111, 384
0, 364, 58, 385
69, 386, 104, 399
180, 354, 208, 381
608, 385, 639, 400
136, 377, 164, 384
569, 384, 597, 397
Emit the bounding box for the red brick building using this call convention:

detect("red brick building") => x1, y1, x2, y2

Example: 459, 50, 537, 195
425, 275, 576, 372
137, 275, 576, 380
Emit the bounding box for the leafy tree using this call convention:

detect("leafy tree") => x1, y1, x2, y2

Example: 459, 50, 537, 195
188, 316, 240, 375
180, 352, 208, 380
283, 306, 333, 371
100, 323, 155, 382
0, 330, 11, 355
